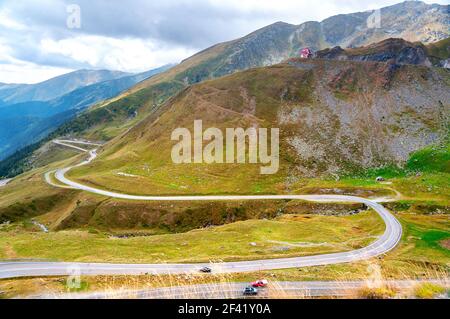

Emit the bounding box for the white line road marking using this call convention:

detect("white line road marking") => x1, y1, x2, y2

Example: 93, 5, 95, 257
0, 140, 403, 280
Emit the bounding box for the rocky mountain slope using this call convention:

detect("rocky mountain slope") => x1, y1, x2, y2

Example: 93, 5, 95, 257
316, 37, 450, 67
66, 58, 450, 195
178, 1, 449, 84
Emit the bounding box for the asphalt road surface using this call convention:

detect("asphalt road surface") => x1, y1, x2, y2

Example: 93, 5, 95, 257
36, 280, 449, 299
0, 178, 11, 187
0, 140, 402, 280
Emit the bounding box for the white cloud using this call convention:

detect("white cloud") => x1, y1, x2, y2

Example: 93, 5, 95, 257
40, 38, 100, 67
0, 38, 73, 84
0, 61, 73, 84
0, 8, 25, 30
40, 35, 196, 73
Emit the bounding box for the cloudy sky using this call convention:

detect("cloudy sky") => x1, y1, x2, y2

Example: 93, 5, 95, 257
0, 0, 447, 84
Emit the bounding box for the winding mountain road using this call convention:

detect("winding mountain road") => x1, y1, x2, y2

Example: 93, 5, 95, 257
37, 280, 448, 299
0, 140, 403, 280
0, 178, 11, 187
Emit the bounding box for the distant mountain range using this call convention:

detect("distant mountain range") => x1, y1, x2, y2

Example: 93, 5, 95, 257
0, 65, 172, 160
0, 69, 129, 105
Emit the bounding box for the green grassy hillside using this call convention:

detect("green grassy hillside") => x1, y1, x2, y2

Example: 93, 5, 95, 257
67, 59, 449, 196
0, 210, 384, 263
426, 37, 450, 60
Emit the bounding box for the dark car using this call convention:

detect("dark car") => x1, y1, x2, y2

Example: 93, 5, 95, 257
243, 286, 258, 296
199, 267, 212, 273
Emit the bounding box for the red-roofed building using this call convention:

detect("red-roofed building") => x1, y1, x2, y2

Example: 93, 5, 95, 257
299, 48, 314, 59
